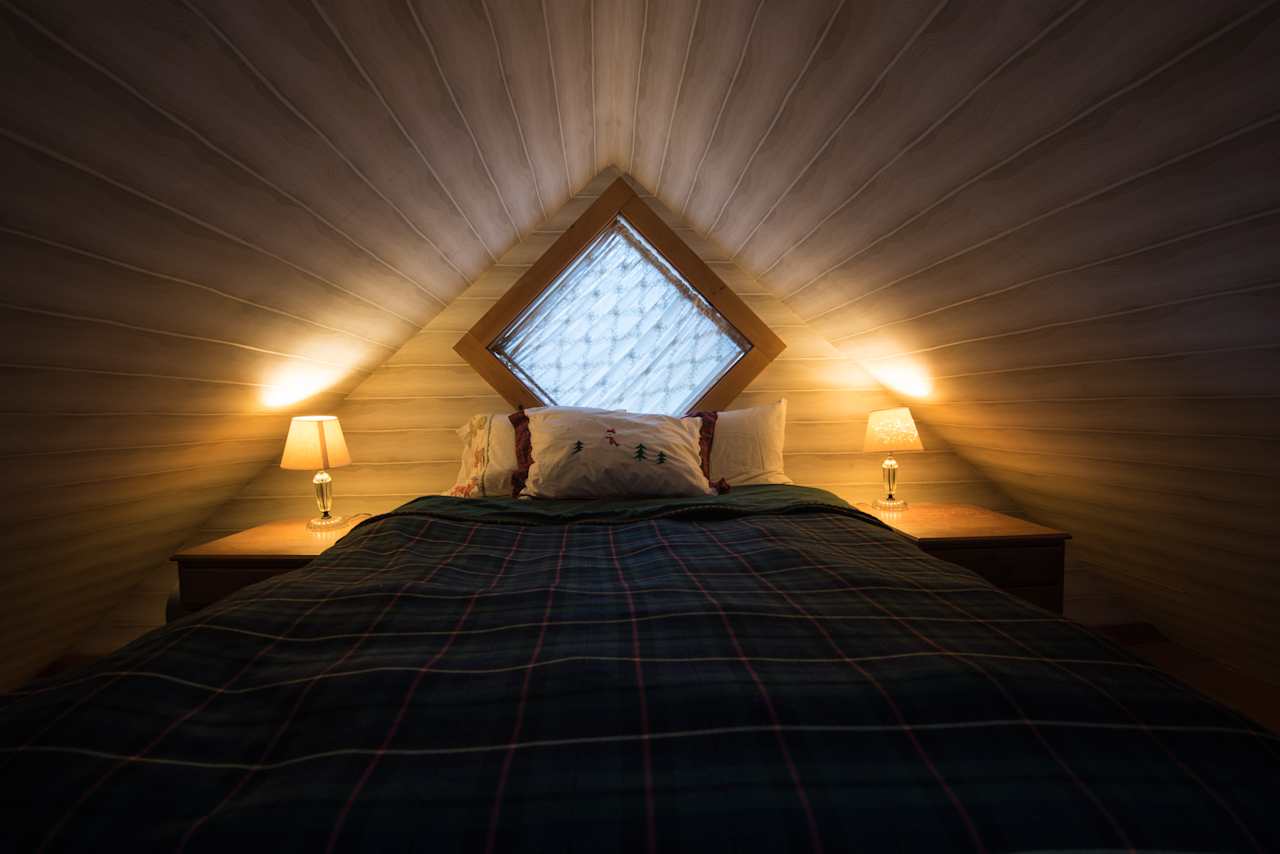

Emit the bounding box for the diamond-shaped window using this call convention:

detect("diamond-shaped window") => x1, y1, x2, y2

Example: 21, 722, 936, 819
456, 176, 784, 415
490, 219, 749, 415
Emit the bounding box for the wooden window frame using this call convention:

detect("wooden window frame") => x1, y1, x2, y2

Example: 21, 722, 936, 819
454, 177, 785, 413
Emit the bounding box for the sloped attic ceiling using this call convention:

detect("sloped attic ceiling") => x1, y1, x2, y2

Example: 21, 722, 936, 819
1, 0, 1276, 687
197, 168, 1011, 545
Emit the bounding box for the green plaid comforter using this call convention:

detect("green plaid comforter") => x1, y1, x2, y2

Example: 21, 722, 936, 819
2, 486, 1277, 852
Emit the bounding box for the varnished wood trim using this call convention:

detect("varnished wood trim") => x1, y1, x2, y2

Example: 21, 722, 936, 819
618, 195, 785, 359
690, 347, 768, 412
463, 177, 632, 345
455, 177, 785, 411
453, 332, 543, 409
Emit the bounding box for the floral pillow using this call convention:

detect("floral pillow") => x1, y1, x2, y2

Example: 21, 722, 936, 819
445, 413, 518, 498
519, 408, 715, 499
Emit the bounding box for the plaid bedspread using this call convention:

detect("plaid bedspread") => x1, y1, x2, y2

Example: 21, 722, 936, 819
2, 486, 1277, 852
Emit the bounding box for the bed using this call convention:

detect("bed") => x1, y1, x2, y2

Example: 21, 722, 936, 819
2, 486, 1277, 851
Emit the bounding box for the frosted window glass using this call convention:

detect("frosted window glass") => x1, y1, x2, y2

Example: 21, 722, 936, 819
490, 218, 750, 415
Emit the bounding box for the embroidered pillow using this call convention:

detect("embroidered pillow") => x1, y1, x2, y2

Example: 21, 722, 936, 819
522, 408, 714, 499
688, 399, 791, 487
446, 412, 519, 498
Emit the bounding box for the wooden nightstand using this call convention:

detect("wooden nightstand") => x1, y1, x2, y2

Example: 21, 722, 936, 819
171, 518, 360, 614
855, 503, 1070, 613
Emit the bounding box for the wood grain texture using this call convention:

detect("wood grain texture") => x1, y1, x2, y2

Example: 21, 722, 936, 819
652, 0, 759, 204
205, 170, 1008, 552
408, 0, 547, 230
680, 0, 840, 228
483, 0, 572, 214
854, 503, 1069, 545
733, 0, 1084, 274
313, 0, 520, 258
591, 0, 646, 174
541, 0, 595, 189
0, 0, 488, 687
6, 1, 1278, 686
773, 0, 1264, 307
627, 0, 699, 188
708, 0, 941, 250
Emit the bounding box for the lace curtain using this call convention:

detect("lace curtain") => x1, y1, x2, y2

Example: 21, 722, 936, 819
491, 218, 750, 415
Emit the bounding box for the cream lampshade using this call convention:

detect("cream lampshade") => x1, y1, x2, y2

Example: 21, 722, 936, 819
863, 407, 924, 511
281, 415, 352, 530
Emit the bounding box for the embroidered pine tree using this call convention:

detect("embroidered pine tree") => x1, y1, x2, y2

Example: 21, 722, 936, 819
633, 443, 648, 461
655, 450, 667, 465
571, 440, 584, 454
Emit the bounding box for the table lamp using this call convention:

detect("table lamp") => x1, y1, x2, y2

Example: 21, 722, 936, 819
280, 415, 352, 530
864, 407, 924, 511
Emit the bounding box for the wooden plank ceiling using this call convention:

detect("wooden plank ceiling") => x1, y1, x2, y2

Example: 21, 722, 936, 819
1, 0, 1276, 687
198, 169, 1012, 551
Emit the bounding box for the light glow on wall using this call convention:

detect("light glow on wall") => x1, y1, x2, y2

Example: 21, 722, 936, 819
866, 359, 933, 398
261, 364, 344, 408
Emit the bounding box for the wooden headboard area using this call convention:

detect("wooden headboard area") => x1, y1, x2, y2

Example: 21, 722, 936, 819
200, 170, 1011, 539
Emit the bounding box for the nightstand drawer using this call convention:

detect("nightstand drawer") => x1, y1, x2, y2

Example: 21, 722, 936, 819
178, 561, 310, 611
172, 518, 357, 615
922, 543, 1065, 589
855, 503, 1069, 615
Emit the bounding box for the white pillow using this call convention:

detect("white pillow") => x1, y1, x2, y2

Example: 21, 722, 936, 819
696, 399, 791, 487
446, 412, 518, 498
522, 409, 714, 499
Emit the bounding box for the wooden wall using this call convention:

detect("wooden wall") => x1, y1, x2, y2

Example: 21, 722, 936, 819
461, 0, 1276, 681
0, 0, 561, 687
622, 0, 1277, 679
6, 0, 1276, 685
199, 171, 1011, 543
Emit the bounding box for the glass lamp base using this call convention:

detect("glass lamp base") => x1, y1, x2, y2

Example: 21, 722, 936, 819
872, 497, 909, 511
306, 513, 348, 531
